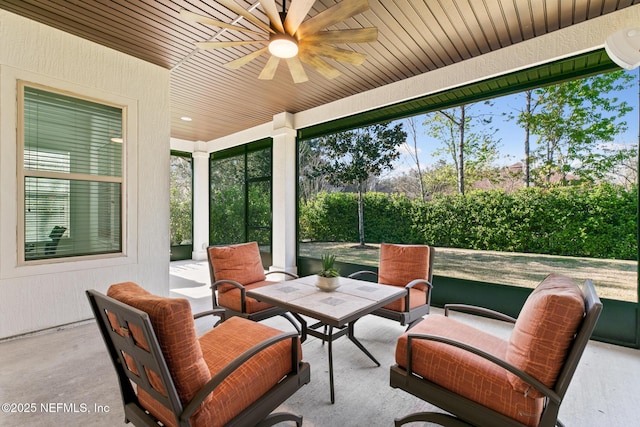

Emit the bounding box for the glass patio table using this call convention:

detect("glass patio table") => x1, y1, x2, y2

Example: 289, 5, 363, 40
247, 275, 406, 403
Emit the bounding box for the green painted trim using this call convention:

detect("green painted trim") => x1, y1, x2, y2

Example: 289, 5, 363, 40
211, 138, 272, 160
170, 244, 192, 261
298, 49, 619, 140
170, 151, 193, 259
209, 139, 274, 253
170, 149, 192, 158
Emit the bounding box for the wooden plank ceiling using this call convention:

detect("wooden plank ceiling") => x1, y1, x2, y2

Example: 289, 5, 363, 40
1, 0, 638, 142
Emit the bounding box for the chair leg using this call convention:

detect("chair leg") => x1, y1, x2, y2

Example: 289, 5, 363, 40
255, 412, 303, 427
395, 412, 473, 427
218, 309, 227, 324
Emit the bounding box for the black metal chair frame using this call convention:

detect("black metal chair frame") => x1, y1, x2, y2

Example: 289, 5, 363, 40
87, 289, 310, 427
389, 279, 603, 427
348, 246, 434, 330
206, 246, 303, 333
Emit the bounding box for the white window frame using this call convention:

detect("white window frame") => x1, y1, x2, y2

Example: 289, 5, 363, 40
17, 81, 127, 264
0, 66, 138, 278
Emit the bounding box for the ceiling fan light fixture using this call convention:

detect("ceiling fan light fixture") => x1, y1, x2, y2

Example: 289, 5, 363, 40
268, 34, 298, 58
605, 28, 640, 70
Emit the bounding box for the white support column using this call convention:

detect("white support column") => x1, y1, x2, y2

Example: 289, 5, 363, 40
191, 142, 209, 260
270, 112, 298, 276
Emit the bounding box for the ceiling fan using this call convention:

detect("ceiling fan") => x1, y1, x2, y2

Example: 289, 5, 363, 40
180, 0, 378, 83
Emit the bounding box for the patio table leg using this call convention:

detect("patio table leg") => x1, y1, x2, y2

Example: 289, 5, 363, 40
328, 325, 335, 404
347, 321, 380, 367
291, 313, 307, 342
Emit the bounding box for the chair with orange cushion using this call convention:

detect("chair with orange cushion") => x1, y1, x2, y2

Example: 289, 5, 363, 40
206, 242, 302, 331
349, 243, 434, 330
390, 274, 602, 427
87, 282, 310, 427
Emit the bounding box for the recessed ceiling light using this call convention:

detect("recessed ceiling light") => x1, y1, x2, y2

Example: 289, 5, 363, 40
180, 116, 193, 122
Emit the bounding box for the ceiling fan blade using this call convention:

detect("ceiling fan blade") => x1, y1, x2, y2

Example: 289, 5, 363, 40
216, 0, 274, 34
285, 57, 309, 83
299, 52, 341, 79
180, 10, 264, 35
259, 55, 281, 80
297, 0, 370, 39
301, 28, 378, 44
195, 40, 268, 49
224, 47, 269, 69
283, 0, 315, 36
259, 0, 284, 34
302, 43, 366, 65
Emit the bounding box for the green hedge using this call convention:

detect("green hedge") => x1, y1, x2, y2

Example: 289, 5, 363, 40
299, 184, 638, 260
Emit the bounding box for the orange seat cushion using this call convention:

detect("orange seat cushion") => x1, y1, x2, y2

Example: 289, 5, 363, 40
208, 242, 266, 293
140, 317, 299, 427
197, 317, 299, 426
396, 315, 544, 427
506, 274, 585, 398
382, 286, 427, 311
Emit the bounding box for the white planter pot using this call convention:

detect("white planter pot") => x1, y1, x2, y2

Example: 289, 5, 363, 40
316, 275, 340, 292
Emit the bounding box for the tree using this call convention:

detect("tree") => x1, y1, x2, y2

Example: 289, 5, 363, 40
298, 139, 333, 202
424, 103, 500, 194
403, 116, 427, 201
513, 90, 541, 187
518, 70, 634, 186
613, 149, 639, 189
421, 160, 458, 195
169, 154, 192, 245
311, 122, 407, 246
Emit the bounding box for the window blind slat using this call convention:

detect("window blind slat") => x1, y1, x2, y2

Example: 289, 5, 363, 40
23, 87, 123, 178
22, 85, 123, 261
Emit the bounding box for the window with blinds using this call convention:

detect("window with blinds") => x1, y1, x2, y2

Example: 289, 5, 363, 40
20, 83, 124, 261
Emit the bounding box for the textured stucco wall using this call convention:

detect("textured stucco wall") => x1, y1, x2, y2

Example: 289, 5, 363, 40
0, 10, 171, 339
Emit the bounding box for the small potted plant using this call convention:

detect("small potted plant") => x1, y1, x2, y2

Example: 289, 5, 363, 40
316, 252, 340, 291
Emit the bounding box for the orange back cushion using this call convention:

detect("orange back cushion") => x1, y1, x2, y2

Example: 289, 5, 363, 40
378, 243, 432, 290
107, 282, 212, 408
506, 274, 585, 398
208, 242, 266, 293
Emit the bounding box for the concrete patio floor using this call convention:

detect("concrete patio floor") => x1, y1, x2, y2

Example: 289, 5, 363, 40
1, 259, 639, 426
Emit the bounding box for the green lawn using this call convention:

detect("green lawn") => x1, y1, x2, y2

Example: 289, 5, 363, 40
299, 242, 637, 302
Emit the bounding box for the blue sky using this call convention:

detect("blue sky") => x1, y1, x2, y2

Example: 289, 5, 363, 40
392, 69, 639, 174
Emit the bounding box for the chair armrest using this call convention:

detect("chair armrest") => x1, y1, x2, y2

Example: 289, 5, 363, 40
348, 270, 378, 280
180, 331, 301, 421
212, 279, 246, 292
265, 270, 299, 279
193, 309, 226, 320
212, 280, 247, 312
404, 333, 560, 404
406, 279, 433, 290
444, 304, 516, 323
402, 279, 433, 312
